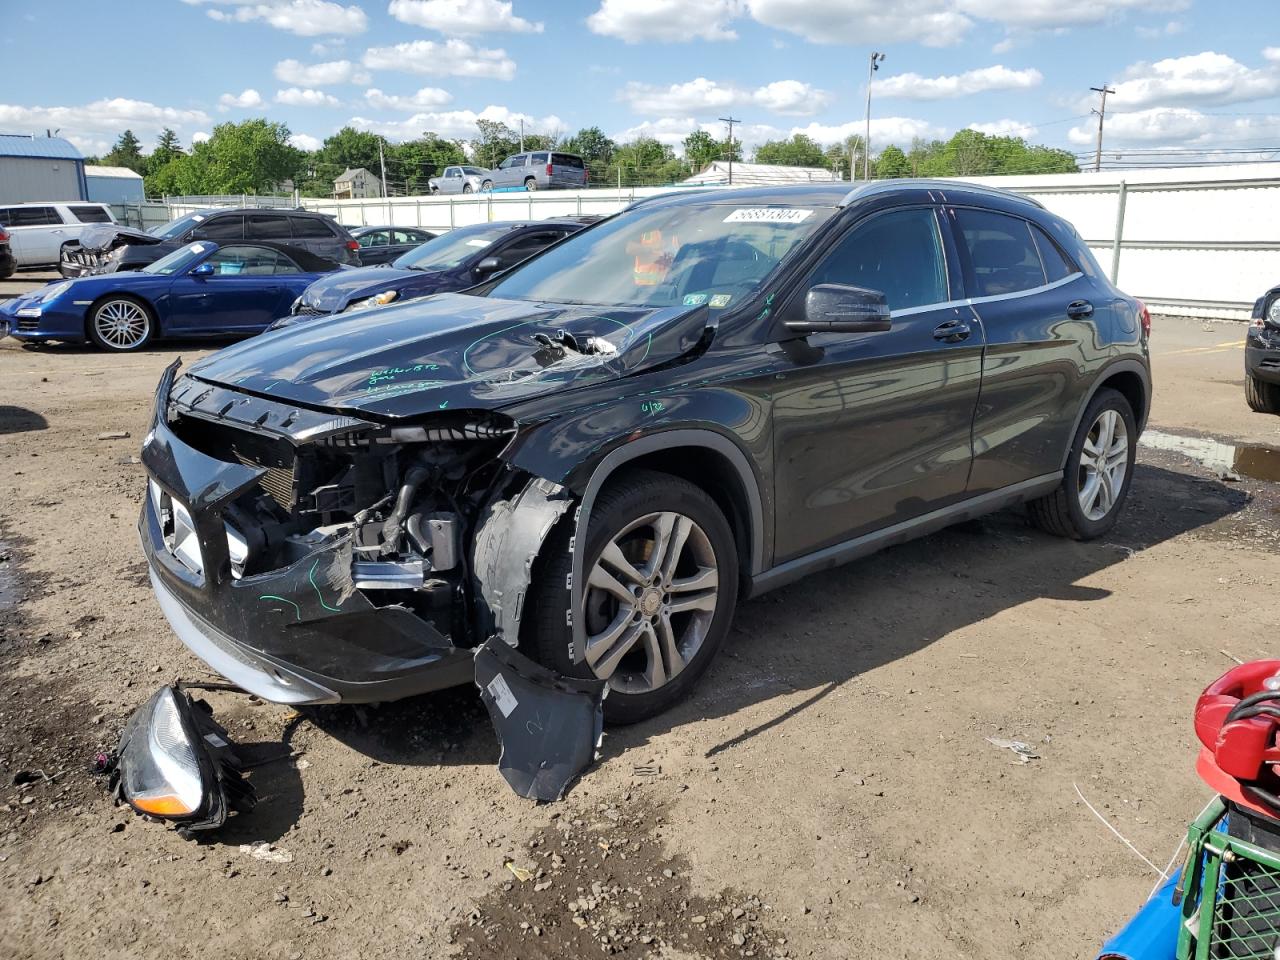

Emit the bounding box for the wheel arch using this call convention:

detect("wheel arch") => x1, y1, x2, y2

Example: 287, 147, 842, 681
1059, 357, 1150, 469
84, 290, 161, 342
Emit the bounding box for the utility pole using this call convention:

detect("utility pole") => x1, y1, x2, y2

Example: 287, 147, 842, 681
519, 118, 525, 152
378, 137, 390, 222
719, 115, 739, 185
864, 51, 885, 180
1090, 84, 1115, 173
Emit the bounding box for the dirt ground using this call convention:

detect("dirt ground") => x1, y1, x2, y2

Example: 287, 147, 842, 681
0, 309, 1277, 960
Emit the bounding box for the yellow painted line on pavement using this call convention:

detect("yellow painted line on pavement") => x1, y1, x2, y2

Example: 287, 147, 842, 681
1160, 341, 1245, 356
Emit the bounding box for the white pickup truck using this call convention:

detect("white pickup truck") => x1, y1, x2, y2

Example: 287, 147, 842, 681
0, 201, 115, 268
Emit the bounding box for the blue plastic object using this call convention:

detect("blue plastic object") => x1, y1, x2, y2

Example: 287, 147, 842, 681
1096, 871, 1182, 960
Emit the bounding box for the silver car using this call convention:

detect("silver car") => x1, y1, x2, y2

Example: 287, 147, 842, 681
488, 151, 589, 191
428, 165, 492, 195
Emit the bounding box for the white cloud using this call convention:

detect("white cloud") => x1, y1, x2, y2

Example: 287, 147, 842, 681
289, 132, 323, 150
274, 58, 369, 86
0, 98, 209, 154
217, 88, 264, 111
192, 131, 211, 144
790, 117, 947, 150
1135, 19, 1185, 38
968, 118, 1038, 138
992, 37, 1015, 53
185, 0, 368, 35
1067, 107, 1280, 148
587, 0, 742, 42
310, 38, 345, 55
388, 0, 543, 35
275, 87, 341, 107
364, 87, 454, 111
876, 65, 1042, 99
362, 39, 516, 80
746, 0, 971, 47
955, 0, 1188, 29
1101, 52, 1280, 110
620, 77, 830, 117
350, 105, 565, 142
1266, 47, 1280, 63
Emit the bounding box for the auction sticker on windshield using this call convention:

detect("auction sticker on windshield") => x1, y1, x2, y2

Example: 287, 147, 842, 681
724, 208, 813, 224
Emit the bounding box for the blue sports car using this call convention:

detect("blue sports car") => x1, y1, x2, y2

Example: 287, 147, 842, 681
1, 240, 343, 352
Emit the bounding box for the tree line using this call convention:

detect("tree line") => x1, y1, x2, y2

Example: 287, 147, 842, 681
91, 119, 1078, 198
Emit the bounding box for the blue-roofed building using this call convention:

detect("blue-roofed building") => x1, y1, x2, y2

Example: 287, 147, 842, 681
0, 134, 88, 204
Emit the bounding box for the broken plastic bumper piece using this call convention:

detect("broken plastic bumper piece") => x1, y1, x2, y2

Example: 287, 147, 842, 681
109, 685, 255, 837
475, 637, 607, 802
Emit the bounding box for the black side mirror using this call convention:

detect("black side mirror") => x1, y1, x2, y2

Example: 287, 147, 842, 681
787, 283, 891, 335
474, 256, 502, 276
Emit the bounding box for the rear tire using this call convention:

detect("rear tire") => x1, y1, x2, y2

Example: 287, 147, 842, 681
87, 295, 155, 352
524, 177, 538, 192
1245, 374, 1280, 414
480, 180, 492, 193
462, 184, 473, 194
1028, 388, 1136, 540
523, 470, 739, 725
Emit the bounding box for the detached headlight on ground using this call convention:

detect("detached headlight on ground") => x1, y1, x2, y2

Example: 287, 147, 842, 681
110, 685, 255, 836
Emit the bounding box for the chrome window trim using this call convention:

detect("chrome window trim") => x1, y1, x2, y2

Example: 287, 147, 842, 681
888, 271, 1084, 319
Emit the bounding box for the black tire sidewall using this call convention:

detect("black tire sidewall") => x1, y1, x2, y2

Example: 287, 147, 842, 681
1061, 389, 1137, 538
530, 473, 739, 725
87, 296, 154, 352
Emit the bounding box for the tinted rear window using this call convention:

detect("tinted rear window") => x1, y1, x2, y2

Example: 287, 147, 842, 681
70, 205, 112, 223
531, 152, 549, 164
552, 153, 584, 169
955, 208, 1047, 297
192, 215, 243, 240
2, 206, 62, 226
1030, 223, 1076, 283
246, 214, 292, 240
291, 216, 337, 238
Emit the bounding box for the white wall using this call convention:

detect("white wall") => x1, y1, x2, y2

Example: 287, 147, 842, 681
167, 164, 1280, 321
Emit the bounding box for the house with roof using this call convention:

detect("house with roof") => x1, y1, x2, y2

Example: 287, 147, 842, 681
0, 134, 88, 204
333, 167, 384, 199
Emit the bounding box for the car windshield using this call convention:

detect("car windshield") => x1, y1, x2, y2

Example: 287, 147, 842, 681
487, 200, 835, 309
393, 223, 514, 271
142, 242, 211, 275
149, 212, 207, 239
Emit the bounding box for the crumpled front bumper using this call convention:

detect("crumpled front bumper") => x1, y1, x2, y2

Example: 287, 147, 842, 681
139, 368, 475, 706
1247, 325, 1280, 386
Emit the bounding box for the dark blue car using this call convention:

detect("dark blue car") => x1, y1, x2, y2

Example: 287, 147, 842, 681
2, 240, 343, 352
277, 219, 588, 326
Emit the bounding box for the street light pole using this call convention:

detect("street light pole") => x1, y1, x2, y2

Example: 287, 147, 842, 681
864, 51, 885, 181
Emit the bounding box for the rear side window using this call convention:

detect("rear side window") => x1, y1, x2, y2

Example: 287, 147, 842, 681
552, 153, 584, 169
193, 215, 243, 240
492, 232, 561, 268
291, 216, 336, 239
955, 209, 1047, 297
531, 152, 549, 164
246, 214, 292, 240
1030, 223, 1076, 283
810, 207, 948, 312
70, 205, 112, 223
206, 245, 299, 275
4, 206, 63, 226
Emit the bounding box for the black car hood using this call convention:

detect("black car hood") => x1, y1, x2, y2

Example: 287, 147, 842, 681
74, 224, 165, 253
300, 265, 449, 312
186, 292, 711, 418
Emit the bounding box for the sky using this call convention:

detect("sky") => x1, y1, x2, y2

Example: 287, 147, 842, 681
2, 0, 1279, 170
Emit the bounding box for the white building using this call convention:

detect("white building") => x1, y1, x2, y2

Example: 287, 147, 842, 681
333, 167, 384, 199
684, 161, 840, 187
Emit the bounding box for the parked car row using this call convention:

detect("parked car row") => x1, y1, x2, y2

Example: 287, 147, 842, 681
0, 201, 115, 270
426, 151, 588, 194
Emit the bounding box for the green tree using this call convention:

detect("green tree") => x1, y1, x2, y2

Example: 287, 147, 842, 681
103, 130, 145, 173
875, 145, 910, 178
316, 126, 384, 180
188, 119, 301, 193
392, 132, 468, 192
682, 130, 740, 172
753, 133, 827, 168
609, 136, 680, 186
472, 119, 521, 168
144, 128, 184, 181
562, 126, 615, 166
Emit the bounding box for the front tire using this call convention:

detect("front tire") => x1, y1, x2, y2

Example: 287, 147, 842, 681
524, 177, 538, 192
1246, 374, 1280, 414
87, 295, 154, 352
480, 180, 492, 193
462, 184, 473, 194
1028, 388, 1136, 540
524, 470, 739, 724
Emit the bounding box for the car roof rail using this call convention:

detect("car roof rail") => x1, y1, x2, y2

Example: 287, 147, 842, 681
839, 178, 1045, 210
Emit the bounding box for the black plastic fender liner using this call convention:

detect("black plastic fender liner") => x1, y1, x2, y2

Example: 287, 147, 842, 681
474, 637, 606, 802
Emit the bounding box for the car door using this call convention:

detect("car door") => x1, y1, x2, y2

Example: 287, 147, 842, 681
356, 229, 392, 265
167, 244, 297, 333
6, 206, 67, 264
496, 154, 526, 189
769, 205, 985, 562
945, 206, 1106, 494
440, 167, 463, 194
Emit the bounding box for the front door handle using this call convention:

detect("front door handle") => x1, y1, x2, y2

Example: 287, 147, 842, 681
1066, 299, 1094, 319
933, 319, 971, 343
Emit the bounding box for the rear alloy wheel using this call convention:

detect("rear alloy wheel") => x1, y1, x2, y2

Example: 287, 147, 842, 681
480, 180, 493, 193
524, 470, 738, 724
88, 296, 154, 351
462, 183, 473, 194
1028, 388, 1136, 539
524, 177, 538, 192
1245, 374, 1280, 414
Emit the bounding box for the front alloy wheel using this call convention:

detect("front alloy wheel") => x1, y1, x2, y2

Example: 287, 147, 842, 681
583, 511, 719, 695
1077, 409, 1129, 521
89, 297, 153, 351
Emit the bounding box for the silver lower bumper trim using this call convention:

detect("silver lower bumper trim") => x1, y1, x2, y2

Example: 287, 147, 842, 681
149, 568, 339, 705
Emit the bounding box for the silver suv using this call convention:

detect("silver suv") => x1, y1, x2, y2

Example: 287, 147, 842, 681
427, 165, 491, 195
0, 201, 115, 268
488, 151, 588, 191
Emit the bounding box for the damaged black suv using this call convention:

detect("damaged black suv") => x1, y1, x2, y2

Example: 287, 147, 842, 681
140, 181, 1151, 726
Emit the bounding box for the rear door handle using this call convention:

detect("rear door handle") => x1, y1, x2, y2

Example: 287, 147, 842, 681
1066, 299, 1094, 318
933, 319, 971, 343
